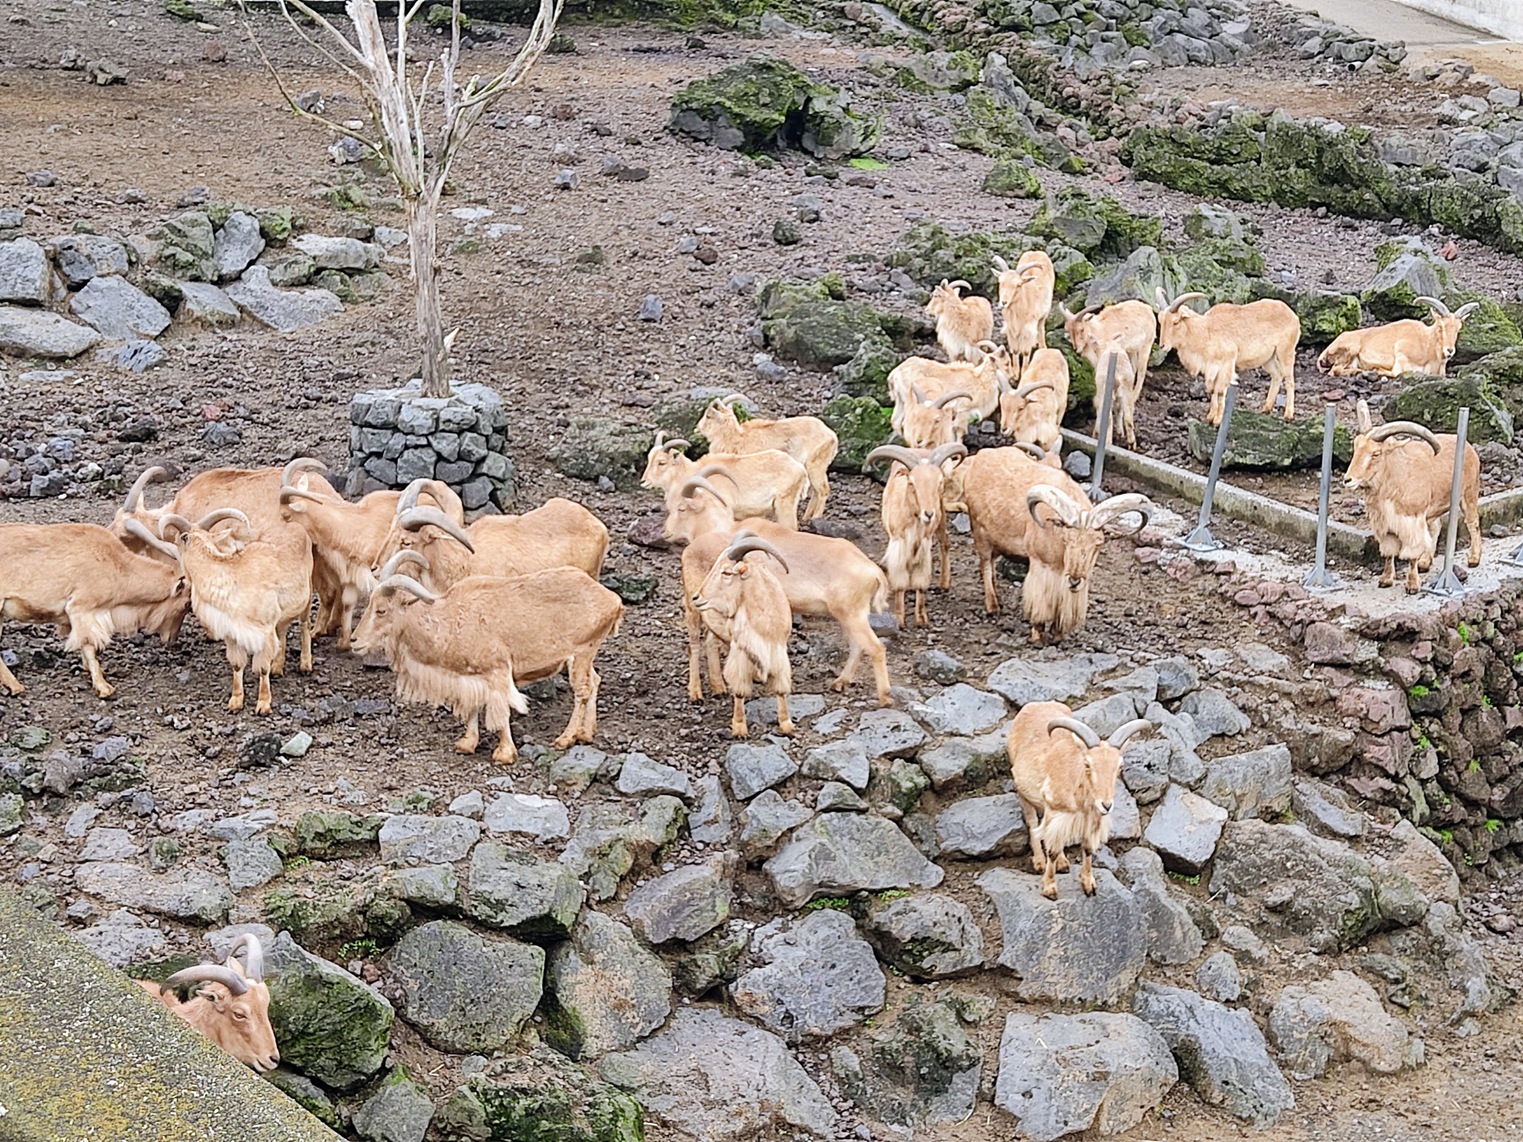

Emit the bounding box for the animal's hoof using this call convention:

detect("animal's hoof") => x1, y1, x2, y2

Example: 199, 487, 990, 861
730, 727, 750, 739
492, 750, 518, 766
2, 684, 24, 696
95, 685, 116, 700
255, 703, 272, 716
777, 722, 797, 736
552, 734, 576, 749
1040, 886, 1058, 901
1081, 882, 1097, 896
454, 739, 478, 755
227, 698, 243, 712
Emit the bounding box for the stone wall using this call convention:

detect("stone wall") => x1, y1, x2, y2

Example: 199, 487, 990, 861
347, 381, 515, 511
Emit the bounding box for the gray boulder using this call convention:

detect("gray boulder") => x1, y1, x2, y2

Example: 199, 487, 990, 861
994, 1011, 1178, 1141
1117, 847, 1204, 965
1133, 983, 1294, 1127
0, 307, 99, 358
623, 860, 731, 943
73, 862, 232, 924
724, 741, 796, 800
466, 839, 584, 940
801, 740, 869, 790
1386, 901, 1492, 1021
1122, 739, 1172, 804
1071, 692, 1143, 738
817, 782, 866, 812
79, 827, 139, 862
977, 867, 1145, 1004
351, 1071, 434, 1142
225, 265, 344, 332
545, 911, 672, 1059
1109, 782, 1141, 840
436, 1046, 642, 1142
615, 752, 696, 801
483, 792, 570, 843
1268, 970, 1420, 1080
1292, 776, 1368, 839
49, 235, 129, 289
832, 1001, 980, 1129
1195, 951, 1242, 1003
986, 653, 1116, 706
737, 790, 814, 859
1381, 818, 1459, 906
69, 276, 171, 339
264, 931, 393, 1091
934, 793, 1028, 859
846, 709, 926, 758
600, 1008, 838, 1141
559, 796, 686, 901
291, 233, 383, 270
0, 238, 50, 303
222, 836, 283, 891
764, 813, 944, 908
1183, 204, 1245, 241
379, 814, 480, 864
910, 683, 1006, 736
731, 909, 885, 1042
1154, 655, 1200, 701
387, 920, 545, 1053
1143, 784, 1227, 875
383, 864, 459, 910
1177, 688, 1250, 742
176, 281, 241, 327
916, 730, 1004, 794
1200, 743, 1292, 820
689, 775, 733, 845
98, 337, 166, 372
863, 892, 983, 978
75, 908, 167, 968
213, 211, 266, 281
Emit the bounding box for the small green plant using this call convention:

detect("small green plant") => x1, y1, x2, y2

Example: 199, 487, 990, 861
1438, 828, 1455, 844
339, 938, 380, 960
285, 855, 311, 872
1482, 694, 1494, 708
1486, 818, 1503, 834
805, 896, 851, 911
1417, 734, 1433, 751
1457, 620, 1472, 645
1408, 684, 1430, 698
1468, 759, 1483, 773
1168, 872, 1201, 886
874, 888, 910, 902
848, 156, 888, 170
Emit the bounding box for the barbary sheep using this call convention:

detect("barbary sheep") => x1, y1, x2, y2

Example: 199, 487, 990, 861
1317, 297, 1479, 378
926, 279, 995, 363
1346, 400, 1482, 593
1155, 290, 1300, 424
993, 251, 1055, 373
138, 935, 277, 1073
642, 435, 808, 528
900, 388, 973, 451
694, 397, 839, 521
372, 496, 608, 593
888, 341, 1012, 432
693, 534, 795, 738
867, 443, 967, 628
1061, 300, 1156, 401
0, 522, 188, 698
998, 349, 1070, 454
353, 564, 622, 761
961, 446, 1151, 642
159, 508, 314, 714
1007, 702, 1152, 898
667, 477, 893, 706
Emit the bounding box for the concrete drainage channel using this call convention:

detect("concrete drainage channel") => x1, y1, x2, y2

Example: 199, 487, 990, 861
1060, 427, 1523, 569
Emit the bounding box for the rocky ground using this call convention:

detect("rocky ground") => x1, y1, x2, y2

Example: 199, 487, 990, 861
5, 0, 1523, 1140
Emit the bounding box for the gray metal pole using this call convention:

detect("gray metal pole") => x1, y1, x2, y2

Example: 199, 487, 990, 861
1177, 381, 1236, 552
1303, 401, 1345, 591
1089, 352, 1118, 501
1425, 407, 1469, 595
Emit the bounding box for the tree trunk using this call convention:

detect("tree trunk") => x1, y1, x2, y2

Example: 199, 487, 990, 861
407, 193, 450, 397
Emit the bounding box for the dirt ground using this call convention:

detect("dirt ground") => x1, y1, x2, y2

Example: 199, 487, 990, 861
5, 2, 1523, 1139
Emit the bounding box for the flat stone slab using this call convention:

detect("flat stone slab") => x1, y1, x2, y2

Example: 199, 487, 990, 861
764, 813, 944, 909
987, 652, 1118, 706
934, 794, 1028, 859
74, 862, 233, 924
0, 306, 100, 358
910, 683, 1007, 736
1143, 784, 1227, 875
69, 275, 172, 339
225, 265, 343, 332
731, 909, 885, 1043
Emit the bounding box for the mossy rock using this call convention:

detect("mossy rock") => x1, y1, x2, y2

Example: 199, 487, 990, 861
836, 335, 901, 403
888, 222, 1030, 296
255, 206, 297, 243
550, 418, 653, 489
891, 50, 981, 93
1057, 341, 1095, 418
1186, 410, 1353, 470
163, 0, 204, 22
436, 1045, 644, 1142
1384, 376, 1515, 444
758, 280, 908, 371
1183, 204, 1246, 242
1361, 253, 1447, 322
315, 184, 372, 212
263, 932, 394, 1092
293, 810, 385, 859
982, 158, 1042, 198
1448, 290, 1523, 362
426, 2, 470, 27
1028, 185, 1161, 260
262, 870, 405, 949
1293, 290, 1363, 343
1086, 246, 1184, 309
1455, 346, 1523, 420
1190, 236, 1264, 277
822, 395, 894, 472
953, 86, 1075, 171
148, 211, 217, 281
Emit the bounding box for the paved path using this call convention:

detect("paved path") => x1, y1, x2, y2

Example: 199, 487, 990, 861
1278, 0, 1523, 80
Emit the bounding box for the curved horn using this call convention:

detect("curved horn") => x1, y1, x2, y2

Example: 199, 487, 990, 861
398, 506, 476, 552
991, 255, 1011, 273
1047, 716, 1100, 749
725, 536, 791, 573
693, 464, 741, 491
1413, 295, 1451, 317
1454, 301, 1480, 320
281, 457, 327, 488
157, 513, 193, 540
1154, 286, 1169, 309
1164, 292, 1208, 314
376, 574, 439, 603
947, 279, 972, 292
1019, 265, 1043, 281
124, 518, 180, 561
164, 964, 250, 996
653, 430, 666, 451
1026, 485, 1083, 528
663, 437, 691, 453
1356, 399, 1373, 435
1013, 380, 1056, 400
1013, 442, 1049, 461
379, 550, 431, 579
194, 508, 250, 533
1107, 719, 1154, 748
398, 478, 429, 514
1087, 492, 1153, 534
398, 478, 460, 518
929, 442, 968, 467
866, 445, 924, 470
933, 390, 973, 409
1369, 421, 1441, 452
975, 339, 1001, 353
228, 934, 264, 982
279, 486, 327, 506
680, 475, 729, 503
1072, 304, 1102, 321
719, 393, 747, 407
122, 466, 168, 513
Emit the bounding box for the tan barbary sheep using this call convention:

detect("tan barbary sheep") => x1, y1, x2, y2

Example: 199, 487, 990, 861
138, 935, 278, 1073
961, 446, 1151, 643
926, 279, 995, 363
693, 534, 796, 738
900, 388, 973, 450
694, 397, 839, 521
1061, 299, 1156, 400
1317, 297, 1479, 378
353, 561, 622, 761
867, 443, 967, 628
888, 342, 1012, 432
159, 508, 314, 715
668, 476, 892, 706
0, 522, 188, 699
641, 435, 808, 529
998, 349, 1070, 454
1007, 701, 1152, 898
1155, 289, 1300, 424
1345, 400, 1482, 593
993, 250, 1055, 373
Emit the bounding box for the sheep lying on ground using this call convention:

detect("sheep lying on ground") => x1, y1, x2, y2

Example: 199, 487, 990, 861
888, 342, 1012, 432
1317, 297, 1478, 378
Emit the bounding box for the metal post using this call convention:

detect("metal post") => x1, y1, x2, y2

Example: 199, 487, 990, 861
1424, 407, 1469, 596
1089, 352, 1118, 502
1303, 401, 1345, 591
1176, 381, 1236, 552
1507, 539, 1523, 568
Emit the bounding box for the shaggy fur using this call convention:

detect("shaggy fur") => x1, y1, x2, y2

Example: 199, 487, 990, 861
995, 251, 1056, 373
999, 348, 1071, 453
695, 401, 838, 521
927, 280, 995, 363
1318, 309, 1473, 378
642, 444, 808, 529
695, 550, 795, 737
888, 349, 1012, 432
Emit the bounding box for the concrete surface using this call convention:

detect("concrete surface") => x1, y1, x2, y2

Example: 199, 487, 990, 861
1279, 0, 1523, 76
0, 887, 338, 1142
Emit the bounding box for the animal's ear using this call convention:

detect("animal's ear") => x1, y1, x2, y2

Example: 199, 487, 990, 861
734, 560, 750, 576
206, 986, 229, 1012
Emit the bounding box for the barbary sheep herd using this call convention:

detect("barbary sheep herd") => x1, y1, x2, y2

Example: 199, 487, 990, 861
0, 248, 1494, 1071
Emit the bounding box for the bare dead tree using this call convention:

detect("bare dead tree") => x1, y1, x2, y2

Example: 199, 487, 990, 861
241, 0, 562, 397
